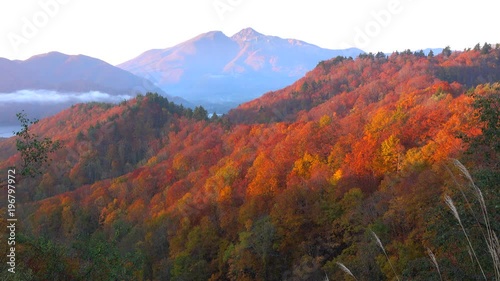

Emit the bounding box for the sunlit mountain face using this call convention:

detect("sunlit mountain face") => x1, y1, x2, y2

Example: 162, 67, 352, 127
118, 28, 364, 112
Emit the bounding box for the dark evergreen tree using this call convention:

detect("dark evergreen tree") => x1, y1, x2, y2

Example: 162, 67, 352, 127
442, 46, 452, 57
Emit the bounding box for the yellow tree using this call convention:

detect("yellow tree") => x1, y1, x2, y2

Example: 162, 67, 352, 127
246, 153, 279, 197
373, 135, 404, 175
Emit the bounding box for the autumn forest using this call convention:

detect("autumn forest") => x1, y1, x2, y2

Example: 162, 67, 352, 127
1, 45, 499, 280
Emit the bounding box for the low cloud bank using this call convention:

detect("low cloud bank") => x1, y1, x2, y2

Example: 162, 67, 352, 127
0, 90, 133, 104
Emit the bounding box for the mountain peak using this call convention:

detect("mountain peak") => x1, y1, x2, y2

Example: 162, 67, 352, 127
194, 30, 227, 41
231, 27, 265, 42
28, 51, 68, 60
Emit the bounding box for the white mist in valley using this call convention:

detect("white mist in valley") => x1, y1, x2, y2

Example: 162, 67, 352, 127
0, 89, 133, 137
0, 90, 133, 104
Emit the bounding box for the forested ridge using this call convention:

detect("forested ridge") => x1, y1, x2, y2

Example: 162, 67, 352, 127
0, 45, 499, 280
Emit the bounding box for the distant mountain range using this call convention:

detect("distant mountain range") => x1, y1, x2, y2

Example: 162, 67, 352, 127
118, 28, 364, 112
0, 52, 184, 133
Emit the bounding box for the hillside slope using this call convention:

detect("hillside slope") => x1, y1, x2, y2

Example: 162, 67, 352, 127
0, 47, 499, 280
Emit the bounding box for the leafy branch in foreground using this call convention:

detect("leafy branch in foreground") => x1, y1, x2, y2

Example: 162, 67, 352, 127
15, 111, 61, 177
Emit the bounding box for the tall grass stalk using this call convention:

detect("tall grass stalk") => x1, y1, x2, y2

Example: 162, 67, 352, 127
445, 165, 487, 239
427, 248, 442, 281
336, 262, 358, 281
451, 159, 500, 280
444, 195, 487, 280
370, 230, 400, 281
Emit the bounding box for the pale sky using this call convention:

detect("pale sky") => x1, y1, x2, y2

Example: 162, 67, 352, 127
1, 0, 499, 65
